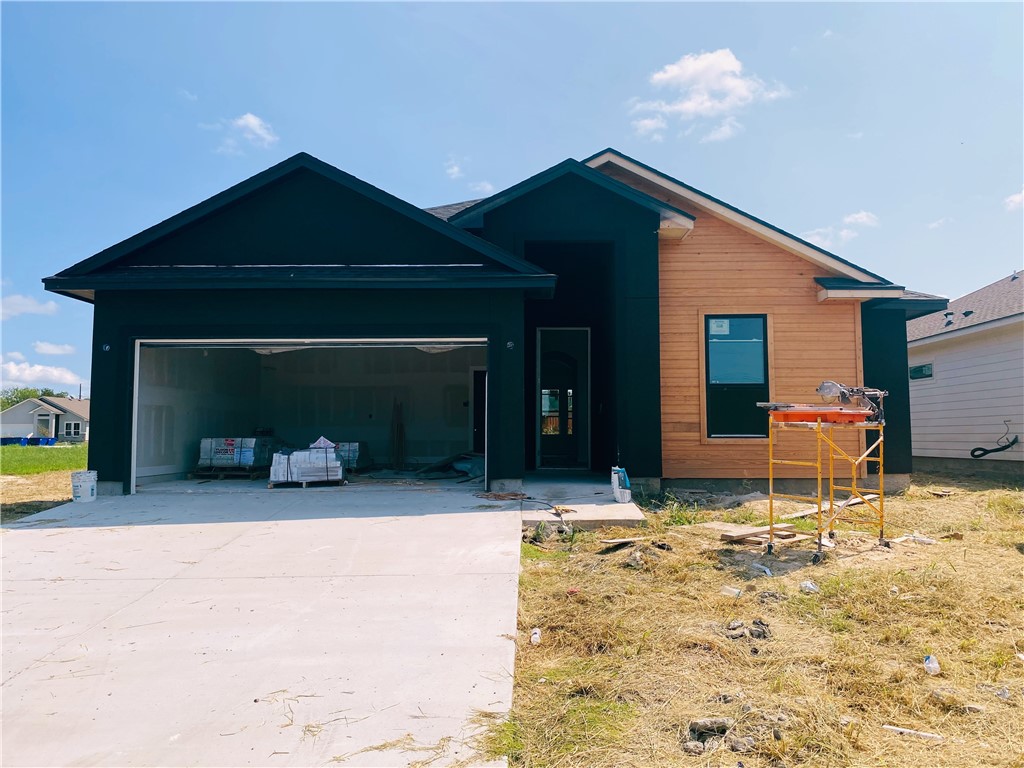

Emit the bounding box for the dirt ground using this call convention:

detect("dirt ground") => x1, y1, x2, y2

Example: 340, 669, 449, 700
497, 473, 1024, 768
0, 471, 75, 522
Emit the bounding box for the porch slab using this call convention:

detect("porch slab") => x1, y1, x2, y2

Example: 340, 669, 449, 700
519, 473, 647, 530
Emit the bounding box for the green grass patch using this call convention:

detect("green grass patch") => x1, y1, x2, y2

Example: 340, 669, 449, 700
0, 444, 88, 475
521, 542, 570, 562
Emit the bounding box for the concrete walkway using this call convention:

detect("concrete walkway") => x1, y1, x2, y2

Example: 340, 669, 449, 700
520, 473, 646, 529
1, 483, 519, 767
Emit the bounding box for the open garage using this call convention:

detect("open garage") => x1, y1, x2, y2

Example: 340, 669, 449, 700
133, 340, 488, 487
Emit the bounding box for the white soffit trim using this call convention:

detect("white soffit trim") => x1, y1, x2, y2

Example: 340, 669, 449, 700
586, 151, 882, 283
817, 288, 905, 301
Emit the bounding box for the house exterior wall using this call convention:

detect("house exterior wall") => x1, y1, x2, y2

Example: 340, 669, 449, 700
657, 211, 864, 478
908, 320, 1024, 465
0, 401, 40, 438
89, 288, 525, 493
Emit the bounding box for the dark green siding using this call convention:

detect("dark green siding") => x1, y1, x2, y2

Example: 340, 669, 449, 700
861, 304, 913, 474
89, 289, 524, 491
475, 173, 663, 478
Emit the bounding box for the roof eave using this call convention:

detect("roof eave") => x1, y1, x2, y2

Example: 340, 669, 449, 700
584, 148, 891, 284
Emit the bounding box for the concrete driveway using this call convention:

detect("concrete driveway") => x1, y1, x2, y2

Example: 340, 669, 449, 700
1, 482, 521, 767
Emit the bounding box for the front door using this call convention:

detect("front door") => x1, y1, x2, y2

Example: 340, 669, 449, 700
538, 329, 589, 468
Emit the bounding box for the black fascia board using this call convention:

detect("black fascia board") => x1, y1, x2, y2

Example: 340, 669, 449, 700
814, 277, 907, 290
43, 272, 557, 297
864, 296, 949, 319
583, 147, 893, 284
49, 153, 548, 281
448, 158, 696, 229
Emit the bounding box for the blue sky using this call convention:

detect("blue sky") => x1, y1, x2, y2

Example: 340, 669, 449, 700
2, 2, 1022, 395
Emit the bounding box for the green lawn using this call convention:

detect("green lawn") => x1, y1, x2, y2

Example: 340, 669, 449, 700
0, 444, 89, 475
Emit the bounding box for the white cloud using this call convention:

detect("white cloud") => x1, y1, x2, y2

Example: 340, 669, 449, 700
801, 227, 835, 249
209, 113, 279, 155
1005, 187, 1024, 211
700, 116, 743, 143
842, 210, 879, 227
469, 181, 495, 195
822, 29, 834, 39
445, 158, 464, 180
4, 351, 26, 362
839, 228, 858, 243
631, 49, 787, 143
846, 131, 864, 140
632, 115, 667, 142
215, 137, 242, 156
928, 217, 951, 230
1, 294, 59, 321
232, 113, 278, 148
1, 361, 81, 387
177, 87, 198, 102
33, 341, 75, 355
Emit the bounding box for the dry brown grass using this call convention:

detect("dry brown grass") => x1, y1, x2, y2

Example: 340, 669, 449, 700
486, 473, 1024, 767
0, 470, 75, 522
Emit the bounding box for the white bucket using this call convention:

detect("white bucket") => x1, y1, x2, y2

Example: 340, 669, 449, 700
611, 466, 632, 504
71, 470, 98, 503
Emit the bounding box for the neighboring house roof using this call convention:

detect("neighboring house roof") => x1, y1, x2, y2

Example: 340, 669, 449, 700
583, 147, 890, 284
908, 270, 1024, 342
2, 397, 90, 421
424, 199, 484, 221
40, 396, 90, 421
43, 153, 556, 302
448, 158, 696, 232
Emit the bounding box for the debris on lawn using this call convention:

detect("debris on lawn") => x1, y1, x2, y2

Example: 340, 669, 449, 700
799, 580, 820, 594
881, 724, 944, 742
719, 585, 742, 598
723, 619, 771, 641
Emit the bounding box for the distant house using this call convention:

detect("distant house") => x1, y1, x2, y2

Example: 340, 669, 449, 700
907, 271, 1023, 476
0, 397, 91, 442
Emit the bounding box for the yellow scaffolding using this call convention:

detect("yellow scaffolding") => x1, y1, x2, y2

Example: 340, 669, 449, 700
766, 416, 886, 563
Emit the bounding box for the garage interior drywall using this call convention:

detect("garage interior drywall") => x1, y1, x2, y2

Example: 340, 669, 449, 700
135, 344, 486, 484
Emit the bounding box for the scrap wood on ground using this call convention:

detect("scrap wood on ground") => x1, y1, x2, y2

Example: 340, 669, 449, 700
487, 473, 1024, 767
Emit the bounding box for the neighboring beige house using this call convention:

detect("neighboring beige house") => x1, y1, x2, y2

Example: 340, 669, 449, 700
0, 396, 91, 442
907, 271, 1023, 477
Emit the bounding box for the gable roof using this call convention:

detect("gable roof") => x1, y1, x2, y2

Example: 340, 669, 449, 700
907, 270, 1023, 342
44, 153, 555, 301
38, 396, 91, 420
583, 148, 891, 284
3, 397, 90, 421
448, 158, 696, 231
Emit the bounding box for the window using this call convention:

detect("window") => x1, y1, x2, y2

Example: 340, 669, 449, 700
64, 422, 82, 437
541, 389, 560, 434
909, 363, 933, 381
705, 315, 769, 437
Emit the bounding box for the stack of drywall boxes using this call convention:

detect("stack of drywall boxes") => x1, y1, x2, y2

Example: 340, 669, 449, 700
269, 448, 344, 484
199, 437, 276, 469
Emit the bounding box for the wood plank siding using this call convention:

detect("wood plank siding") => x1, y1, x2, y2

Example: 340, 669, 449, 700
908, 321, 1024, 462
658, 209, 864, 478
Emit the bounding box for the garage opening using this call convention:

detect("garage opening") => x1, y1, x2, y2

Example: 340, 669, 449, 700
132, 339, 487, 490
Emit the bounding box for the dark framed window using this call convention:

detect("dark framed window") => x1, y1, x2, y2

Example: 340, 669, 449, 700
909, 363, 933, 380
705, 314, 769, 437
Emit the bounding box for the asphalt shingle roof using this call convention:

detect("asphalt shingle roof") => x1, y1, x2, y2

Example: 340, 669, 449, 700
423, 200, 483, 221
907, 270, 1024, 341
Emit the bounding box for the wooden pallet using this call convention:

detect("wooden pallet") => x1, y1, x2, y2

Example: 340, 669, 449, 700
267, 478, 345, 489
190, 466, 270, 481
